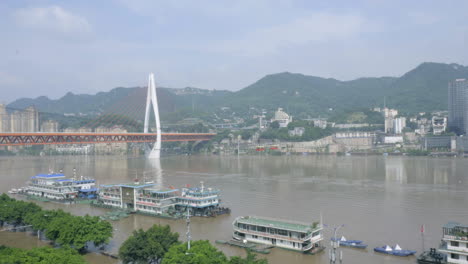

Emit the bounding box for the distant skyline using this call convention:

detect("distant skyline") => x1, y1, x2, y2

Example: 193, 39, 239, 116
1, 0, 468, 103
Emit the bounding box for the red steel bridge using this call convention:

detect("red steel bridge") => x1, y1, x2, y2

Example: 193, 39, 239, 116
0, 132, 215, 146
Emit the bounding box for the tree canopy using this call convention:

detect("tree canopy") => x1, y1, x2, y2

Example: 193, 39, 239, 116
0, 194, 112, 252
0, 245, 86, 264
162, 240, 228, 264
119, 224, 179, 264
161, 241, 268, 264
228, 250, 268, 264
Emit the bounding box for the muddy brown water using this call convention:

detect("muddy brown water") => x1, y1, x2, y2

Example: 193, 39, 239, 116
0, 155, 467, 264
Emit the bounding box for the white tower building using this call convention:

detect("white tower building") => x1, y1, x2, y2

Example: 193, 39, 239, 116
144, 73, 162, 159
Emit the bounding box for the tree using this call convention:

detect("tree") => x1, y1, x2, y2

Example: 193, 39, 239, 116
270, 121, 280, 129
162, 240, 228, 264
0, 196, 112, 252
45, 213, 112, 252
229, 250, 268, 264
119, 224, 179, 264
0, 245, 86, 264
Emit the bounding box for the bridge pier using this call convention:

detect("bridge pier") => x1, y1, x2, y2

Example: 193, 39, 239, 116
144, 73, 162, 159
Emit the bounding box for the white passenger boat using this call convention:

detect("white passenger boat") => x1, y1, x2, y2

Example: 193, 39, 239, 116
24, 173, 97, 200
232, 216, 324, 253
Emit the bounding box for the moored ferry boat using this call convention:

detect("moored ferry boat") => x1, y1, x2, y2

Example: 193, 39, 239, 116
439, 222, 468, 263
176, 181, 229, 216
96, 180, 229, 218
24, 173, 97, 200
232, 216, 324, 253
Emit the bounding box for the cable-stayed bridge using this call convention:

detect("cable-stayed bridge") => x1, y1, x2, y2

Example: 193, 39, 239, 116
0, 73, 215, 158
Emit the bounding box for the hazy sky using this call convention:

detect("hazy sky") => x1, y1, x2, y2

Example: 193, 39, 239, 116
1, 0, 468, 103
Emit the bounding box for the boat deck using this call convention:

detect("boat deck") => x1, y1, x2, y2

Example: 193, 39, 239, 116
237, 216, 316, 233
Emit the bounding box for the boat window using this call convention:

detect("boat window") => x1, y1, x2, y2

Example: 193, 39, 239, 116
278, 229, 287, 236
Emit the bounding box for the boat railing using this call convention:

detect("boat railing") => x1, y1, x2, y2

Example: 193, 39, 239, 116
101, 195, 121, 201
303, 242, 314, 251
239, 215, 313, 228
443, 234, 468, 241
310, 234, 323, 243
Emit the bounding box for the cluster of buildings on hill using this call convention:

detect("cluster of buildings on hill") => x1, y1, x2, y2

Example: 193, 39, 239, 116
423, 79, 468, 152
216, 79, 468, 155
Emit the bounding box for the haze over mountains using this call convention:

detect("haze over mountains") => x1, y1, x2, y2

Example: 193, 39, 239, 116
8, 62, 468, 121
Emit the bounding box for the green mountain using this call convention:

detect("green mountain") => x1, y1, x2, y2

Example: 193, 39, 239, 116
7, 62, 468, 123
8, 87, 231, 122
222, 62, 468, 117
223, 73, 397, 118
384, 62, 468, 113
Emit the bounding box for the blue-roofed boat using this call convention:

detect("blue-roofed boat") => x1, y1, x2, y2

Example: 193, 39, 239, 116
331, 236, 367, 249
24, 172, 98, 201
374, 244, 416, 256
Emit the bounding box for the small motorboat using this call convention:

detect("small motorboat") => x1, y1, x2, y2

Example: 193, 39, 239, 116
374, 244, 416, 256
417, 248, 447, 264
8, 188, 20, 194
332, 236, 367, 249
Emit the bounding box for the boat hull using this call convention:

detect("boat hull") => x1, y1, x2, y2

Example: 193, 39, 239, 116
374, 246, 416, 256
340, 242, 367, 249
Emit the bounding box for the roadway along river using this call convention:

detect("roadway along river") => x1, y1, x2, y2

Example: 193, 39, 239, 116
0, 155, 467, 264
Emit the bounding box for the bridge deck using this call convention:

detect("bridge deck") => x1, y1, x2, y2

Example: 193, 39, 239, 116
0, 133, 215, 146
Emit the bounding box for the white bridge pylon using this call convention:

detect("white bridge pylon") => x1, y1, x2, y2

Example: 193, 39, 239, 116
144, 73, 162, 159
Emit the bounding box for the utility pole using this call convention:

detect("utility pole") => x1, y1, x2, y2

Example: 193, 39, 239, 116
186, 207, 191, 251
325, 224, 344, 264
237, 135, 241, 157
421, 224, 425, 253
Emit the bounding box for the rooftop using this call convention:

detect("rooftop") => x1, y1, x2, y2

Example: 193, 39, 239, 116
187, 188, 219, 195
236, 216, 320, 233
31, 173, 65, 179
444, 222, 468, 229
101, 183, 156, 189
144, 188, 179, 194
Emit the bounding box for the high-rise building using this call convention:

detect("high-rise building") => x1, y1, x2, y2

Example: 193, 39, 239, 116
0, 105, 40, 133
383, 108, 398, 133
393, 117, 406, 134
10, 111, 22, 132
41, 120, 59, 132
0, 104, 8, 132
448, 79, 468, 135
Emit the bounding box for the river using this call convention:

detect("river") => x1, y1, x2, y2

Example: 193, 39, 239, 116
0, 155, 467, 264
